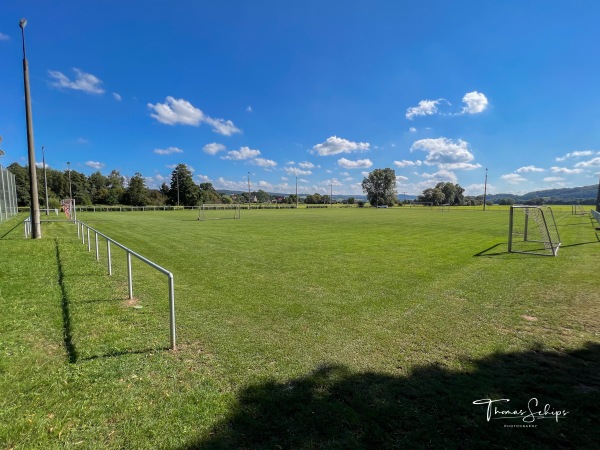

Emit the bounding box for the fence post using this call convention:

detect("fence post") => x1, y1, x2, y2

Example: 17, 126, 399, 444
95, 232, 99, 261
107, 240, 112, 275
168, 274, 176, 350
127, 252, 133, 299
87, 227, 91, 252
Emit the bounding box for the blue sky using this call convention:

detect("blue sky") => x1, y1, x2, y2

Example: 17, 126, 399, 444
1, 0, 600, 196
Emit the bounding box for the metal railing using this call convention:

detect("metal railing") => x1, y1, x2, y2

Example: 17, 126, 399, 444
0, 165, 18, 223
74, 220, 177, 350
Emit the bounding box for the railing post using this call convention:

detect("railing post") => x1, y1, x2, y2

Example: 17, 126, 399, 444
81, 224, 85, 244
168, 274, 176, 350
107, 240, 112, 276
95, 232, 99, 261
87, 227, 91, 252
127, 252, 133, 299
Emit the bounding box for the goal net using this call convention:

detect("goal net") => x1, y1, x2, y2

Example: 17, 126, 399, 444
571, 204, 586, 215
198, 203, 241, 221
508, 206, 561, 256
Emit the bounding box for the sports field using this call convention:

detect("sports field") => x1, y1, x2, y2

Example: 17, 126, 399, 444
1, 206, 599, 448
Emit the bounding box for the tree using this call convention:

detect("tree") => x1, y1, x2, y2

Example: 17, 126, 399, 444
347, 197, 355, 205
106, 170, 125, 205
362, 168, 397, 207
418, 188, 445, 206
122, 173, 150, 206
168, 164, 199, 206
89, 171, 109, 204
255, 189, 271, 203
199, 182, 222, 204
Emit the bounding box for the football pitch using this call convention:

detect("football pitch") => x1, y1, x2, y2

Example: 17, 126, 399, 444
1, 206, 599, 448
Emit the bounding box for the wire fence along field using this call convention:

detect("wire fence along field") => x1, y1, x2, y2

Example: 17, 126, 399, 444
0, 165, 18, 223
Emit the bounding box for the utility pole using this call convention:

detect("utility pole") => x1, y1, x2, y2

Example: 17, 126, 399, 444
42, 146, 49, 215
483, 168, 488, 211
20, 18, 41, 238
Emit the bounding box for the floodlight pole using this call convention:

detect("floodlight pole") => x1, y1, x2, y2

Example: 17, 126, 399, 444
176, 172, 180, 207
20, 18, 41, 238
483, 168, 488, 211
67, 161, 72, 199
42, 145, 49, 215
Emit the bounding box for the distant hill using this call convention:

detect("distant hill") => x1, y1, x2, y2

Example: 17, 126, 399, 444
488, 184, 598, 204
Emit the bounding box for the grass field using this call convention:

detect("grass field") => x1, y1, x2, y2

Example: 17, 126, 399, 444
1, 206, 599, 449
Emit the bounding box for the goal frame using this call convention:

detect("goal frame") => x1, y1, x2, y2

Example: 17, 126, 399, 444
508, 205, 561, 256
198, 203, 241, 221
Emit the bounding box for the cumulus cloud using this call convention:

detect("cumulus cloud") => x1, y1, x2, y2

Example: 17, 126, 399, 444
215, 177, 248, 191
311, 136, 370, 156
544, 176, 565, 182
253, 158, 278, 168
222, 147, 261, 160
196, 174, 211, 183
86, 161, 105, 170
419, 169, 458, 183
409, 127, 417, 133
112, 92, 122, 101
284, 166, 312, 176
516, 165, 545, 173
501, 173, 526, 184
148, 96, 241, 135
203, 142, 226, 155
461, 91, 488, 114
555, 150, 594, 162
337, 158, 373, 169
394, 159, 422, 168
396, 175, 409, 182
574, 157, 600, 168
406, 99, 448, 120
48, 68, 105, 94
298, 161, 315, 169
550, 166, 583, 174
410, 137, 477, 169
154, 146, 183, 155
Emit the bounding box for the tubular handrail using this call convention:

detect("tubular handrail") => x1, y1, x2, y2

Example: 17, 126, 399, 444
75, 220, 176, 350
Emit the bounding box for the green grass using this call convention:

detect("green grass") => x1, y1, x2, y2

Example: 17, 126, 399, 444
1, 207, 599, 449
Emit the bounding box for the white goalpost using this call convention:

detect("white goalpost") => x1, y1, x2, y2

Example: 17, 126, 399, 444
508, 205, 561, 256
198, 203, 241, 221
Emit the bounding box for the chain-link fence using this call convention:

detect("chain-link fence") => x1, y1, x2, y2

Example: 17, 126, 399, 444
0, 165, 18, 223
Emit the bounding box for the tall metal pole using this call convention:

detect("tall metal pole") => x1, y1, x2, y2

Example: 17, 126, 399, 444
295, 176, 298, 209
20, 18, 41, 238
176, 172, 180, 207
42, 146, 49, 215
330, 183, 332, 208
482, 168, 488, 211
247, 171, 251, 207
67, 161, 72, 199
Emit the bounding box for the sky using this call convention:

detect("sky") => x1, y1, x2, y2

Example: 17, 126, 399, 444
1, 0, 600, 197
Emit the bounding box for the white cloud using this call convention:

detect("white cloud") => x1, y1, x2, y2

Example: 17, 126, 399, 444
203, 142, 226, 155
253, 158, 277, 168
196, 174, 211, 183
410, 137, 476, 168
516, 165, 545, 173
0, 33, 9, 41
501, 173, 526, 184
48, 68, 105, 94
574, 157, 600, 168
311, 136, 370, 156
555, 150, 594, 162
284, 166, 312, 176
148, 97, 203, 125
396, 175, 409, 182
257, 180, 273, 189
406, 99, 447, 120
222, 146, 261, 160
461, 91, 488, 114
543, 176, 565, 182
361, 171, 370, 177
166, 164, 177, 169
85, 161, 105, 170
112, 92, 122, 101
420, 169, 458, 182
154, 146, 183, 155
35, 162, 50, 169
394, 159, 422, 168
344, 177, 354, 182
409, 127, 417, 133
246, 105, 253, 112
148, 96, 241, 135
550, 166, 583, 174
298, 161, 315, 169
337, 158, 373, 169
204, 117, 241, 136
215, 177, 248, 191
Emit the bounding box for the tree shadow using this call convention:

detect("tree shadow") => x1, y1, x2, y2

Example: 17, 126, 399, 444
184, 343, 600, 449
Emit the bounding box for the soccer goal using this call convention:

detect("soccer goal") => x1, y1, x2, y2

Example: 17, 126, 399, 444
198, 203, 241, 221
508, 206, 561, 256
571, 204, 586, 215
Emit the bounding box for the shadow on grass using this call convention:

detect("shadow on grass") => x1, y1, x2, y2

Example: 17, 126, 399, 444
184, 343, 600, 449
474, 243, 507, 257
79, 347, 170, 362
55, 238, 78, 363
